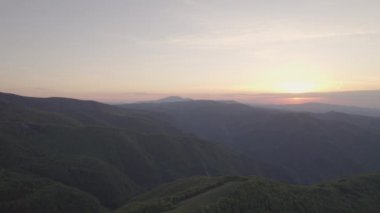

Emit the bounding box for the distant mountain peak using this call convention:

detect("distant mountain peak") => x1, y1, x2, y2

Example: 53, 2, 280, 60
156, 96, 193, 103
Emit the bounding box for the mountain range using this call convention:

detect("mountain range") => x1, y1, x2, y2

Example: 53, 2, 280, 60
0, 92, 283, 212
1, 92, 380, 212
123, 100, 380, 184
263, 102, 380, 118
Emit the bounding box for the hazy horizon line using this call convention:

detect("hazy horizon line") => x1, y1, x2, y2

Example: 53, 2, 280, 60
2, 89, 380, 109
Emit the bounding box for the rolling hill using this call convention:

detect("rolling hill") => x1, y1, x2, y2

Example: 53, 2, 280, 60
116, 174, 380, 213
0, 92, 284, 211
123, 100, 380, 184
2, 92, 380, 212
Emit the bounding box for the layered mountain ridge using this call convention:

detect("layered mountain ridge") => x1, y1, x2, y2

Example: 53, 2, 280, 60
1, 92, 380, 212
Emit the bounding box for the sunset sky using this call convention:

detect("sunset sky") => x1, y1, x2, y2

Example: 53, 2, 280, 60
1, 0, 380, 105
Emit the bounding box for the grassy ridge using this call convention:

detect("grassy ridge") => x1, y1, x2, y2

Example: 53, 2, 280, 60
117, 174, 380, 213
116, 176, 246, 213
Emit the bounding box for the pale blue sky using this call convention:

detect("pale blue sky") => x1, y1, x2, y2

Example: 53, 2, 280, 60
1, 0, 380, 104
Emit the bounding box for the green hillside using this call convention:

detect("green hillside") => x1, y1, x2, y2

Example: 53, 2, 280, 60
1, 92, 380, 212
0, 92, 279, 210
0, 170, 104, 213
117, 174, 380, 213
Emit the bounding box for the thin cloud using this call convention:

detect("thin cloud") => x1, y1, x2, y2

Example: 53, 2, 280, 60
166, 30, 378, 49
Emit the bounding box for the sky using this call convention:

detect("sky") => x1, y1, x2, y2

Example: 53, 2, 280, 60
1, 0, 380, 105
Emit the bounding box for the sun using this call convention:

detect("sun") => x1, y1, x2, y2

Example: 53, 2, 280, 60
278, 81, 316, 93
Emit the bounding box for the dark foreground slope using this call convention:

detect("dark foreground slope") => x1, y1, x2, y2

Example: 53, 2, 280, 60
117, 174, 380, 213
0, 92, 283, 211
0, 170, 103, 213
124, 101, 380, 183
